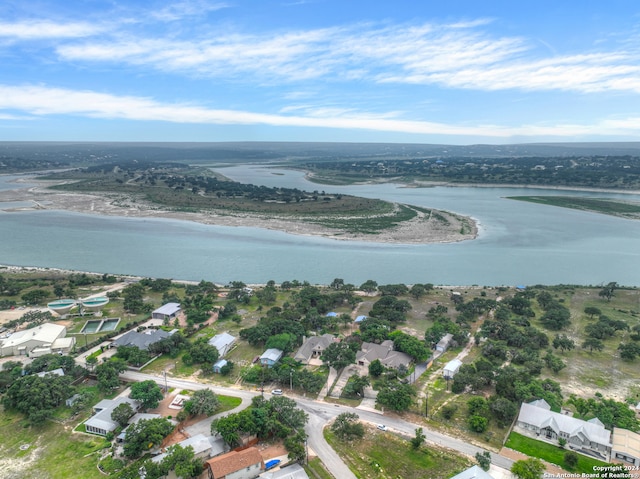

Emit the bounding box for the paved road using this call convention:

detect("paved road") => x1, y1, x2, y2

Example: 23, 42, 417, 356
119, 370, 514, 478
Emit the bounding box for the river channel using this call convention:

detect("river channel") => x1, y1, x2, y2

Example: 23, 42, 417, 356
1, 167, 639, 286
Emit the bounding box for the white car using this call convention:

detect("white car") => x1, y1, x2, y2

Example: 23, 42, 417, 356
272, 389, 283, 395
376, 424, 387, 431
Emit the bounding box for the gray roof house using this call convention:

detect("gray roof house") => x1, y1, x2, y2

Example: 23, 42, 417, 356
260, 463, 309, 479
515, 399, 612, 460
449, 465, 495, 479
293, 334, 335, 364
111, 329, 171, 351
356, 340, 412, 370
260, 348, 283, 368
85, 397, 140, 436
435, 333, 454, 353
152, 303, 181, 321
152, 434, 226, 465
208, 332, 237, 358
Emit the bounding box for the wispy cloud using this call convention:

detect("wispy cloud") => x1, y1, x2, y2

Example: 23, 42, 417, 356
151, 1, 229, 22
0, 20, 104, 39
2, 84, 639, 139
51, 18, 640, 94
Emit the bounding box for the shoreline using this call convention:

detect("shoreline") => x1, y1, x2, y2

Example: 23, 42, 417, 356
0, 176, 478, 245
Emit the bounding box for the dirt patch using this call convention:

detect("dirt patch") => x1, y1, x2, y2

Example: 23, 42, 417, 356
257, 442, 288, 461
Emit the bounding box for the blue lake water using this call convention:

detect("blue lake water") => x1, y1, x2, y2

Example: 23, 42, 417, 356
1, 168, 639, 286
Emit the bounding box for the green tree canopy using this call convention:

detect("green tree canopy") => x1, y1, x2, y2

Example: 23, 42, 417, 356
321, 342, 356, 370
376, 382, 416, 411
111, 402, 135, 428
511, 458, 544, 479
184, 389, 219, 417
330, 412, 365, 440
130, 380, 164, 410
123, 417, 174, 458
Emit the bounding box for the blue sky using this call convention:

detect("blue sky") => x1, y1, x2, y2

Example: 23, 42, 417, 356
1, 0, 640, 144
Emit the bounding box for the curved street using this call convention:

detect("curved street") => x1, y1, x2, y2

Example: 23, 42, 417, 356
120, 370, 514, 478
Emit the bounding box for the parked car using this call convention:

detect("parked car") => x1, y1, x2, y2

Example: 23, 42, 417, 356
272, 389, 283, 395
376, 424, 387, 431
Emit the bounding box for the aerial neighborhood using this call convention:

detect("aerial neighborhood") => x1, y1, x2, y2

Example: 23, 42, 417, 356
1, 272, 640, 479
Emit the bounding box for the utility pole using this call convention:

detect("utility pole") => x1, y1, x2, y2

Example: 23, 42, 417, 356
425, 389, 429, 417
163, 370, 168, 395
290, 370, 293, 391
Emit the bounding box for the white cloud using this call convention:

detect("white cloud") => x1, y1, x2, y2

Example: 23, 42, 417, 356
151, 1, 229, 22
51, 18, 640, 94
2, 84, 640, 139
0, 21, 103, 39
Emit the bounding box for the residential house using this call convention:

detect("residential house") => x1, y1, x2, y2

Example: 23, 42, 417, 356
515, 399, 612, 460
449, 465, 495, 479
0, 323, 74, 357
152, 303, 181, 322
356, 340, 412, 370
206, 447, 265, 479
354, 315, 367, 323
213, 359, 228, 374
443, 359, 462, 379
293, 334, 334, 364
259, 463, 309, 479
435, 333, 454, 353
209, 332, 237, 358
260, 349, 283, 368
116, 413, 162, 442
152, 434, 226, 474
612, 427, 640, 467
84, 397, 140, 436
36, 367, 65, 378
111, 329, 171, 351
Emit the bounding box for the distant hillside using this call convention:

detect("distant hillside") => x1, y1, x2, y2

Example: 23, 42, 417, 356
3, 141, 640, 174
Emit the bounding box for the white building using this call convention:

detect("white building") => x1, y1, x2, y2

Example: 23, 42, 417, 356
152, 303, 181, 321
612, 427, 640, 468
208, 332, 237, 358
0, 323, 74, 357
84, 397, 140, 436
443, 359, 463, 379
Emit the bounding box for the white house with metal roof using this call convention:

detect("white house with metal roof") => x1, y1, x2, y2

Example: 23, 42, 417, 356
151, 434, 226, 466
152, 303, 181, 321
208, 332, 236, 358
515, 399, 612, 460
443, 359, 463, 379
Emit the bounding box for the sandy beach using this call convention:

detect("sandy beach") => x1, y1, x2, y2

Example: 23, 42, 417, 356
0, 177, 478, 245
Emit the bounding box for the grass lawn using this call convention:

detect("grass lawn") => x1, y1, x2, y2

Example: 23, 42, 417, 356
324, 425, 472, 479
217, 394, 242, 412
306, 457, 335, 479
0, 408, 110, 479
505, 432, 609, 473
